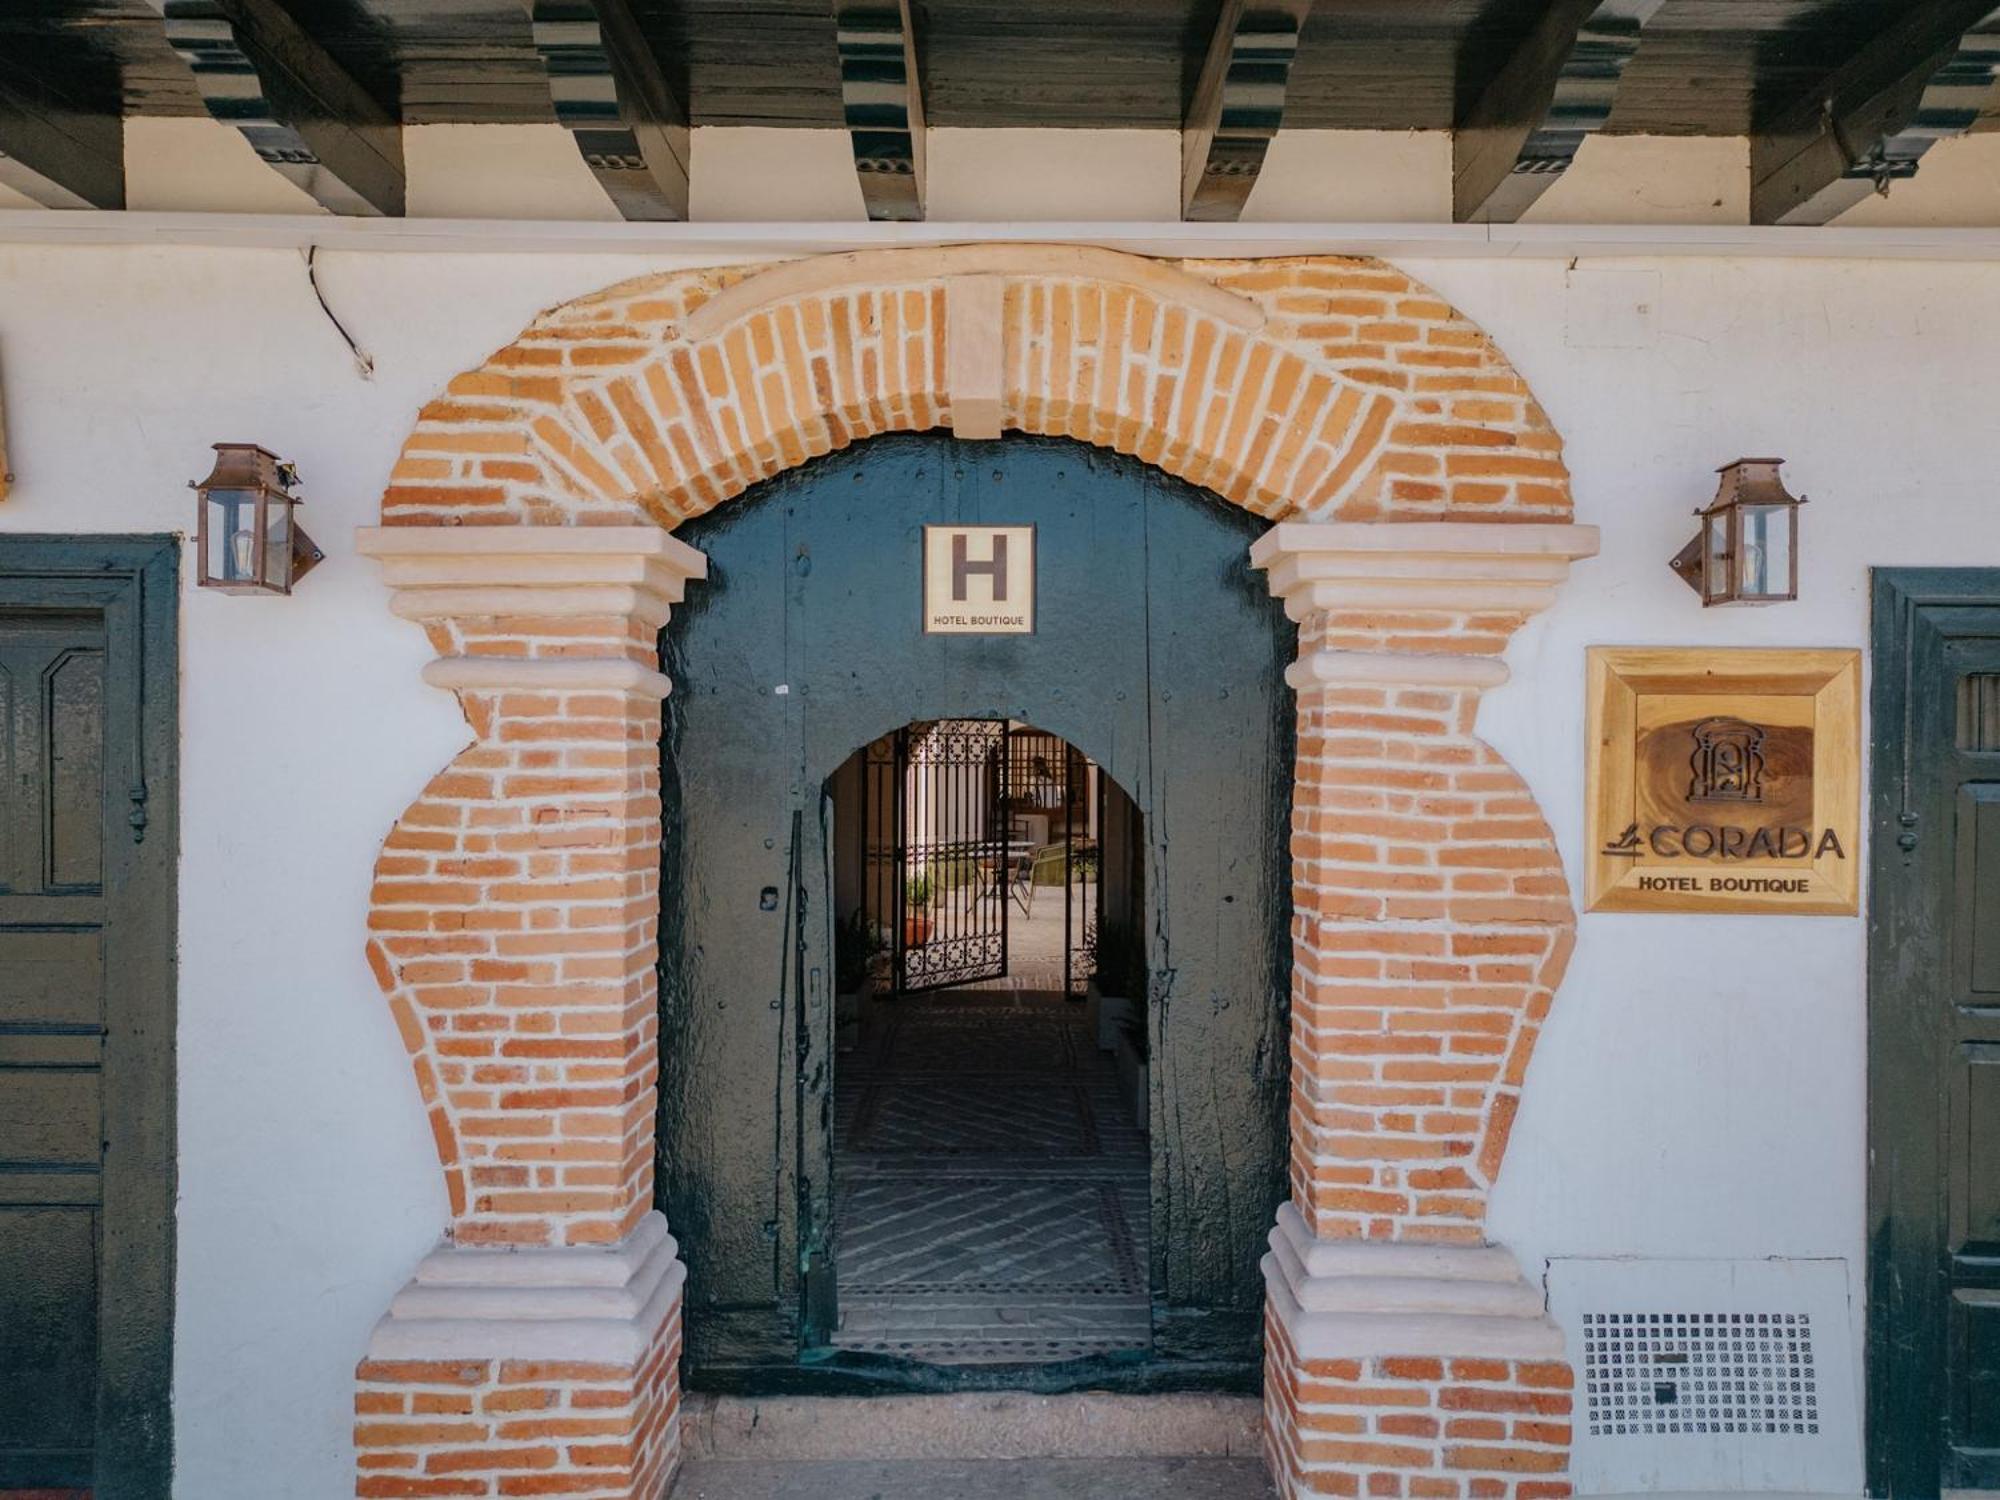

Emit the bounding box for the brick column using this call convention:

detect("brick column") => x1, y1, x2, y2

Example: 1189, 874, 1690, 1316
1250, 521, 1597, 1500
351, 526, 705, 1500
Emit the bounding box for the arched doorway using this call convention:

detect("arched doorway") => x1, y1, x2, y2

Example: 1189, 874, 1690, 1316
657, 432, 1295, 1392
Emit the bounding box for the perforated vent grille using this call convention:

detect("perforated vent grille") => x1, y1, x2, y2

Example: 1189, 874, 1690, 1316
1581, 1311, 1819, 1437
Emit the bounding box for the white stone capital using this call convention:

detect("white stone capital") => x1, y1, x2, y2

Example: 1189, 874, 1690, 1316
358, 524, 705, 696
1249, 520, 1600, 620
367, 1210, 685, 1365
357, 525, 708, 629
1262, 1202, 1563, 1362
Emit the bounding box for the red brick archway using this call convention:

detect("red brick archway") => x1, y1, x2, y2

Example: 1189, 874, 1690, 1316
354, 245, 1596, 1500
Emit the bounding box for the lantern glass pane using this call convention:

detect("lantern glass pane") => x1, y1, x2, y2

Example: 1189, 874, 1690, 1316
263, 496, 293, 591
1704, 512, 1731, 602
1737, 503, 1792, 599
206, 488, 260, 585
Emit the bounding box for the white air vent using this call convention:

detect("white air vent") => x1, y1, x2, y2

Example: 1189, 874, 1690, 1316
1580, 1310, 1817, 1437
1547, 1258, 1860, 1495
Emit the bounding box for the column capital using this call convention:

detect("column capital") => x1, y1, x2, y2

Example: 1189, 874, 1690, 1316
1249, 520, 1599, 620
357, 524, 708, 697
356, 524, 708, 629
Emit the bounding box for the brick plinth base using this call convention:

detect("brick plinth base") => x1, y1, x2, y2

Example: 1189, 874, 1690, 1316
357, 1213, 684, 1499
1261, 1206, 1573, 1500
1263, 1307, 1573, 1500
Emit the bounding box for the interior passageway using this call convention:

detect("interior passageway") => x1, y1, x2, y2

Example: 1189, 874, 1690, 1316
826, 721, 1151, 1366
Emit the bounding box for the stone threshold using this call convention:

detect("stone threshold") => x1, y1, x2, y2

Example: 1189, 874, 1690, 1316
681, 1392, 1263, 1462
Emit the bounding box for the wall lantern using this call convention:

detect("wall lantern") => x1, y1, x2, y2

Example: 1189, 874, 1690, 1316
192, 443, 323, 595
1669, 457, 1804, 606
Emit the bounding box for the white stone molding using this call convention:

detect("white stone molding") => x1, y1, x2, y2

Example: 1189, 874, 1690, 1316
1285, 649, 1511, 693
357, 525, 707, 694
421, 655, 674, 700
682, 242, 1266, 341
1249, 521, 1601, 618
368, 1209, 686, 1364
356, 525, 709, 629
1262, 1203, 1562, 1361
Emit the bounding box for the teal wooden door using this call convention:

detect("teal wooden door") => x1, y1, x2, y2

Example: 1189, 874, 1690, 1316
0, 538, 176, 1496
657, 434, 1294, 1393
1871, 569, 2000, 1495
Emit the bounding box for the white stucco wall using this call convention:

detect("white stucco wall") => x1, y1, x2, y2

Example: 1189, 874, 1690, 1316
2, 238, 1997, 1496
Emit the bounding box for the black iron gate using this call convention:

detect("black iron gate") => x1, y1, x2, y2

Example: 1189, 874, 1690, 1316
863, 719, 1010, 992
863, 719, 1104, 997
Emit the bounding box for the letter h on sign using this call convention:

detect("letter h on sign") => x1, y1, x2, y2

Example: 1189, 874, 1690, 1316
953, 531, 1007, 601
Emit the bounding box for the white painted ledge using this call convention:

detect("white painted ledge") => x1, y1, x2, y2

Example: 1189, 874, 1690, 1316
1286, 649, 1511, 693
13, 212, 2000, 262
1251, 521, 1602, 619
1262, 1202, 1564, 1361
367, 1210, 685, 1364
357, 525, 709, 634
423, 655, 673, 700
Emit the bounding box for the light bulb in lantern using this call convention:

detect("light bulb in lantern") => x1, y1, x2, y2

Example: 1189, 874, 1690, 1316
232, 524, 257, 579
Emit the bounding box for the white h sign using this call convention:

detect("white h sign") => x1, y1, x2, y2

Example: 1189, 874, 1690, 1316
922, 525, 1035, 635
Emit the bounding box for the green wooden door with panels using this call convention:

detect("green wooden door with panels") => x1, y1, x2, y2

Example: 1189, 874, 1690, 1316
1871, 569, 2000, 1496
656, 433, 1294, 1393
0, 537, 176, 1497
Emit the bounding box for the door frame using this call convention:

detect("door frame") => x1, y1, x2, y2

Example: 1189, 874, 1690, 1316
0, 535, 177, 1496
1867, 567, 2000, 1498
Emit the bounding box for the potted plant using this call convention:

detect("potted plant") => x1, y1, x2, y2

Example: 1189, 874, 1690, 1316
903, 871, 933, 946
834, 910, 873, 1051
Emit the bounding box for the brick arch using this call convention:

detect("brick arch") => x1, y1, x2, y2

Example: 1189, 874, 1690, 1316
356, 248, 1599, 1500
379, 250, 1572, 532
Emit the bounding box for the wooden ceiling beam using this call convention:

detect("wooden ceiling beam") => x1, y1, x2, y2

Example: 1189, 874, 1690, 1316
155, 0, 404, 216
0, 56, 124, 209
531, 0, 690, 222
1182, 0, 1311, 223
1752, 0, 2000, 226
834, 0, 925, 222
1453, 0, 1663, 224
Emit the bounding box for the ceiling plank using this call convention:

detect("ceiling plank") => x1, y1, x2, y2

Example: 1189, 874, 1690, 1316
0, 57, 125, 209
1453, 0, 1663, 225
834, 0, 925, 222
1182, 0, 1311, 223
530, 0, 690, 223
1751, 1, 2000, 226
156, 0, 404, 216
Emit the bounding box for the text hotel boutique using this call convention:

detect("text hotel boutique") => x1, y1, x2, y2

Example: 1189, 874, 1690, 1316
5, 4, 2000, 1498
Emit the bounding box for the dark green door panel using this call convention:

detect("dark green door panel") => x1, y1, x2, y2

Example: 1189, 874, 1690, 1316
1870, 571, 2000, 1497
657, 434, 1294, 1393
0, 537, 176, 1497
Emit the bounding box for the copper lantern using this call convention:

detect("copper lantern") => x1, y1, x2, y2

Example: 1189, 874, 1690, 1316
1669, 457, 1804, 606
192, 444, 323, 595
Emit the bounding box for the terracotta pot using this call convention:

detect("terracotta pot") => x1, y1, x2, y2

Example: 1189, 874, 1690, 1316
904, 915, 931, 946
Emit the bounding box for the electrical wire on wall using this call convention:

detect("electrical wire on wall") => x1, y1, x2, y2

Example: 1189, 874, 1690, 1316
305, 245, 376, 381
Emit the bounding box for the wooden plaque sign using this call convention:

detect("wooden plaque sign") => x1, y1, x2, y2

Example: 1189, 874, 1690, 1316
1586, 647, 1860, 915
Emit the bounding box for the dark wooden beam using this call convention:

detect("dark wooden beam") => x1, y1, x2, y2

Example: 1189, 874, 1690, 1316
1752, 1, 2000, 226
1182, 0, 1310, 223
834, 0, 925, 222
1453, 0, 1663, 224
0, 56, 124, 210
530, 0, 690, 222
156, 0, 404, 216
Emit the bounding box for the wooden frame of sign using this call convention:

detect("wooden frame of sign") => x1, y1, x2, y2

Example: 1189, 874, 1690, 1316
1586, 646, 1860, 915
